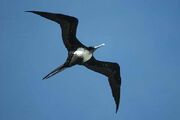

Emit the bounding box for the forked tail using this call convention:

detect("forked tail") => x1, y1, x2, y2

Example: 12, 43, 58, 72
42, 64, 67, 80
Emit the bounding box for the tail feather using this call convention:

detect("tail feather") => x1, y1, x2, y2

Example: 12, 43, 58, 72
43, 64, 67, 80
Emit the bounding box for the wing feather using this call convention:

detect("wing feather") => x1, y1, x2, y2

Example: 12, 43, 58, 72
83, 57, 121, 112
27, 11, 86, 51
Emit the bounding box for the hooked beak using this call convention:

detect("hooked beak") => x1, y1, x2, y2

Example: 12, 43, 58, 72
94, 43, 105, 49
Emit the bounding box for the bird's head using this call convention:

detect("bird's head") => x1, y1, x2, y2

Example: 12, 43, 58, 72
88, 43, 105, 53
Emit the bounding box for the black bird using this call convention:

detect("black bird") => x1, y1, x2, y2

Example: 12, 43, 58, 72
27, 11, 121, 112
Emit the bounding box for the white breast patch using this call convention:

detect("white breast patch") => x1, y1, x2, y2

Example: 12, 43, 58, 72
73, 48, 92, 62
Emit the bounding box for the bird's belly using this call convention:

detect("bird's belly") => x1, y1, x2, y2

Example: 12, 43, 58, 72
82, 50, 92, 62
73, 48, 92, 62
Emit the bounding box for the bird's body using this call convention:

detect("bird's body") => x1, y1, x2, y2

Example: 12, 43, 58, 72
27, 11, 121, 113
73, 47, 93, 63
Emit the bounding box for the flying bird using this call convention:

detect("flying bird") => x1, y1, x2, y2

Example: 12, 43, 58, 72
27, 11, 121, 112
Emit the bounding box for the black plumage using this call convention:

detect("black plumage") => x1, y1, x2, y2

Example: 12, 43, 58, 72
27, 11, 121, 112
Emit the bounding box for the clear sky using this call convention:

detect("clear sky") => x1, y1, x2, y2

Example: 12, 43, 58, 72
0, 0, 180, 120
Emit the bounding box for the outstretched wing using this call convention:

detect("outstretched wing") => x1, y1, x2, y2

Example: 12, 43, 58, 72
26, 11, 86, 51
83, 57, 121, 112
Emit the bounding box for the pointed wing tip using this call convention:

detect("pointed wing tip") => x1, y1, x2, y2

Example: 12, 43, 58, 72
25, 10, 31, 12
116, 109, 118, 113
115, 105, 119, 113
25, 11, 35, 13
25, 11, 42, 15
115, 89, 120, 113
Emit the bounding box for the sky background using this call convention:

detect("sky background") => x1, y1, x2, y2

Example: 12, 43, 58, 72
0, 0, 180, 120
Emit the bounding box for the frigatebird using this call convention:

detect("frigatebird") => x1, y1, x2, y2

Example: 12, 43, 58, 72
27, 11, 121, 112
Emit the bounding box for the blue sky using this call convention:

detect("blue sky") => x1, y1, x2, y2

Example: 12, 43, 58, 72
0, 0, 180, 120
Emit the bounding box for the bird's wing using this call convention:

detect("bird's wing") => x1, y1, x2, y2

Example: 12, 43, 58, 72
26, 11, 86, 51
83, 57, 121, 112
